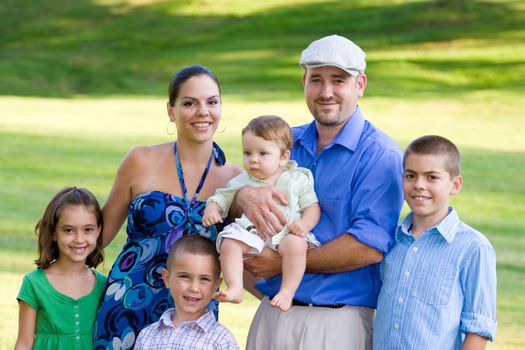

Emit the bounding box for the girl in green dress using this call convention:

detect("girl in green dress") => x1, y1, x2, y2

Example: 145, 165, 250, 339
15, 187, 106, 350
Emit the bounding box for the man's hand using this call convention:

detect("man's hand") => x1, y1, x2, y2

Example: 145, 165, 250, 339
235, 186, 288, 239
244, 247, 282, 279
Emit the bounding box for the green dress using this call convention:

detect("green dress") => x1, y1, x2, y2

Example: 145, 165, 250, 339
17, 268, 107, 350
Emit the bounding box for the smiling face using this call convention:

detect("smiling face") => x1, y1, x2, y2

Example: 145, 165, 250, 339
162, 252, 221, 325
54, 205, 101, 267
242, 130, 289, 183
303, 66, 366, 130
403, 153, 463, 231
167, 74, 221, 144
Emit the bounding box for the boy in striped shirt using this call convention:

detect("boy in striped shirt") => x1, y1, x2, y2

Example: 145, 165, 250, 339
135, 235, 239, 350
373, 135, 497, 349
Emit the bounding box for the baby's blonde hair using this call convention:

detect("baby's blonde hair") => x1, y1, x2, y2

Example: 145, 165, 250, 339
242, 115, 293, 154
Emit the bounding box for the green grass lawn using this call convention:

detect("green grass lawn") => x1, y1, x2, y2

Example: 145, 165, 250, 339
1, 0, 524, 348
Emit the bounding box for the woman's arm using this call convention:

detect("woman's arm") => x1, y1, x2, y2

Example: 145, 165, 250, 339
102, 149, 139, 247
14, 301, 36, 350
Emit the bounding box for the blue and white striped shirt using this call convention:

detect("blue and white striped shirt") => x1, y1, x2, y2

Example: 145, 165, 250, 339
135, 309, 239, 350
373, 207, 497, 349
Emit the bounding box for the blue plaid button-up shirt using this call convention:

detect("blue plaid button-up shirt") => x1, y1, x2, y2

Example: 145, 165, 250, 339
135, 309, 239, 350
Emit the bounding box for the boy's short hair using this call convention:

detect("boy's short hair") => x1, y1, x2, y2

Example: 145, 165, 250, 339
166, 235, 220, 278
404, 135, 461, 177
242, 115, 293, 154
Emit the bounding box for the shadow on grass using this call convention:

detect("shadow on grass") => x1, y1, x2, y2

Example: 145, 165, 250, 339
1, 0, 524, 100
497, 262, 525, 275
461, 148, 525, 194
0, 235, 37, 273
367, 58, 525, 97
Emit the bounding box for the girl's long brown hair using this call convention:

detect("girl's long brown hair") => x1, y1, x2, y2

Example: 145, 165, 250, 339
35, 187, 104, 269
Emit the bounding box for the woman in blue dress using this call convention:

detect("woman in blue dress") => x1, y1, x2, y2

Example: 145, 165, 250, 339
93, 65, 242, 350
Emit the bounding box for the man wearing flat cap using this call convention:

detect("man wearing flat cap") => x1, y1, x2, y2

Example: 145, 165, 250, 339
238, 35, 403, 350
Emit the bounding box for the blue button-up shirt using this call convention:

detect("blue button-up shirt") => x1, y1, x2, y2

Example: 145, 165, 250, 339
373, 208, 497, 349
256, 106, 404, 307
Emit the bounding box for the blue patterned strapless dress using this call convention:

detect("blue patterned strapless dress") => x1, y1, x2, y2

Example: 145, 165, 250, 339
93, 142, 226, 350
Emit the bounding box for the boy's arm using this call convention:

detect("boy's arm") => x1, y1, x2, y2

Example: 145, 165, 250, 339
460, 242, 497, 342
461, 333, 488, 350
14, 301, 36, 350
288, 169, 321, 237
202, 201, 224, 227
288, 203, 320, 237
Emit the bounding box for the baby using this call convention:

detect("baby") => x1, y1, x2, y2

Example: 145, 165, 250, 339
203, 115, 320, 311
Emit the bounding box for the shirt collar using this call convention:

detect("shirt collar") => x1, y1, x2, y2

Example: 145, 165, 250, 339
396, 207, 460, 243
294, 105, 364, 152
158, 308, 176, 328
157, 309, 216, 333
283, 159, 298, 171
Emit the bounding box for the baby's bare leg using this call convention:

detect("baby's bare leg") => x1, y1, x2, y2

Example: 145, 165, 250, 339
215, 238, 251, 303
271, 235, 308, 311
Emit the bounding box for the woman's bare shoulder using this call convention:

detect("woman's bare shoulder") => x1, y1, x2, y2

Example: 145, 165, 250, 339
209, 161, 243, 189
124, 142, 172, 164
222, 161, 244, 178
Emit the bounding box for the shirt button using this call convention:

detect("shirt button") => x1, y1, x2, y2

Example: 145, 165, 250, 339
394, 323, 399, 329
413, 246, 418, 252
404, 271, 410, 277
398, 297, 404, 304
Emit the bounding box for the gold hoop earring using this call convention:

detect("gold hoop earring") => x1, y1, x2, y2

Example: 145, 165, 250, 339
166, 121, 177, 135
217, 120, 227, 133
